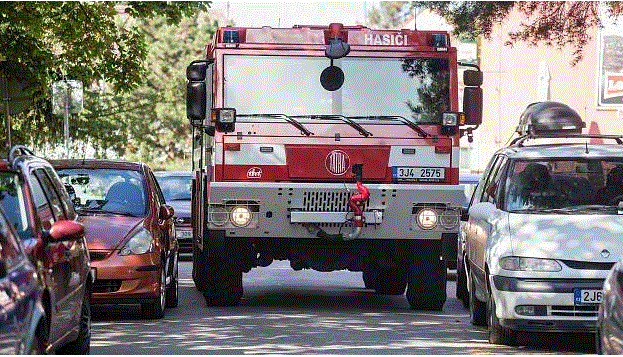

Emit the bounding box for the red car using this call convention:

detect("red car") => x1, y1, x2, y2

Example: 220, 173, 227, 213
53, 159, 178, 319
154, 171, 193, 257
0, 146, 91, 354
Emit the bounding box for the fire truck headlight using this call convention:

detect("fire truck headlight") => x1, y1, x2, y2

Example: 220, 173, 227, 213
442, 113, 459, 126
230, 206, 252, 227
416, 208, 438, 230
209, 206, 229, 226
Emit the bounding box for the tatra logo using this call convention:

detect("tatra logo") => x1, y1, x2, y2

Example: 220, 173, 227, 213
247, 167, 262, 178
601, 249, 611, 258
325, 150, 350, 176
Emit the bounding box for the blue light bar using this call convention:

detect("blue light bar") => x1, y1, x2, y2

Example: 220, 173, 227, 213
224, 30, 239, 43
430, 33, 448, 48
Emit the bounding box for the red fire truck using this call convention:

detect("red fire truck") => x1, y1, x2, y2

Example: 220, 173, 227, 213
186, 23, 482, 309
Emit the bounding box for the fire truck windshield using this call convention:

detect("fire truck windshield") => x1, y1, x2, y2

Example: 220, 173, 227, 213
224, 55, 450, 124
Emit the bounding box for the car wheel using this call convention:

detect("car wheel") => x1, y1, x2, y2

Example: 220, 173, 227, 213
362, 265, 377, 290
487, 287, 517, 345
456, 254, 469, 308
406, 240, 446, 310
166, 258, 179, 308
141, 267, 166, 319
468, 268, 487, 326
58, 290, 91, 354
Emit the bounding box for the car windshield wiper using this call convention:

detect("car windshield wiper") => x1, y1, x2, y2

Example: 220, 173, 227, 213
294, 115, 372, 137
349, 115, 430, 138
551, 205, 620, 213
238, 114, 314, 136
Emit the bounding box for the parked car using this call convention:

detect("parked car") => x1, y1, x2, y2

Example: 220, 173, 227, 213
456, 173, 481, 307
596, 258, 623, 354
0, 146, 91, 354
462, 102, 623, 345
53, 159, 179, 319
0, 206, 45, 354
154, 171, 193, 257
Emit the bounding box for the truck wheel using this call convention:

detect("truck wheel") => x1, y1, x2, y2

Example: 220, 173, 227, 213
202, 257, 243, 307
456, 254, 469, 308
362, 267, 377, 290
374, 268, 407, 295
193, 247, 209, 292
406, 240, 446, 310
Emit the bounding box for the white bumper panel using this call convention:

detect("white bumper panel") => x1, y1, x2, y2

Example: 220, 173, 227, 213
207, 182, 462, 239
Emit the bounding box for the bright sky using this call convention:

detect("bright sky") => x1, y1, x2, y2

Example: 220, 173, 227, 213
211, 1, 372, 28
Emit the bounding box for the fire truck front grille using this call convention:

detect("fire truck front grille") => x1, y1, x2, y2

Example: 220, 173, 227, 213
302, 191, 367, 212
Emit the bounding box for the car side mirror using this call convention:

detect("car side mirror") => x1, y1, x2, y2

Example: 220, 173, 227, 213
159, 205, 174, 220
48, 220, 84, 242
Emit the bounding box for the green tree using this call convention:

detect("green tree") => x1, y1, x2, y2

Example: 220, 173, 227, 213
368, 1, 412, 29
0, 1, 209, 150
413, 1, 623, 64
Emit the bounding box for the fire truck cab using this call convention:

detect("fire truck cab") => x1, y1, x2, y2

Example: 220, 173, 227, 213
186, 23, 482, 309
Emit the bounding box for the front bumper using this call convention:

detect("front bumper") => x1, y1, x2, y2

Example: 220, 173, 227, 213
491, 275, 605, 332
90, 251, 161, 302
207, 181, 462, 239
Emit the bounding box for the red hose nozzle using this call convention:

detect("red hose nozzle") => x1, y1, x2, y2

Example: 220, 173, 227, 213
348, 181, 370, 228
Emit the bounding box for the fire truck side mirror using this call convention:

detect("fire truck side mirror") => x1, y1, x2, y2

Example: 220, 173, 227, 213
186, 61, 209, 127
463, 69, 483, 126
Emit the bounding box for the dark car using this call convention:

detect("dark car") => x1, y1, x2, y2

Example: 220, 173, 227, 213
154, 171, 193, 257
0, 146, 91, 354
455, 173, 481, 307
53, 159, 178, 319
0, 206, 45, 354
596, 258, 623, 354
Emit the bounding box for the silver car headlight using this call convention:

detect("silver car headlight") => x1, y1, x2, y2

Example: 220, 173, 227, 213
119, 228, 153, 256
499, 256, 562, 272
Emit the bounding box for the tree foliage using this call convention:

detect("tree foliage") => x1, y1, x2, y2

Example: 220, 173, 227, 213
368, 1, 413, 29
413, 1, 623, 65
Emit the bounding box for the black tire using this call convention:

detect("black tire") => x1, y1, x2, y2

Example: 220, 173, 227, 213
202, 256, 243, 307
487, 287, 517, 345
58, 290, 91, 354
469, 268, 487, 326
406, 240, 447, 310
362, 267, 377, 290
166, 256, 179, 308
456, 255, 469, 308
375, 268, 407, 295
141, 268, 166, 319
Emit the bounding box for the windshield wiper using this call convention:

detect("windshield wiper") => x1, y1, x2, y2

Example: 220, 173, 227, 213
238, 114, 314, 136
349, 116, 430, 138
294, 115, 372, 137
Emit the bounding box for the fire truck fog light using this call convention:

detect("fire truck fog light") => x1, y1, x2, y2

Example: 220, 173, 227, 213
440, 209, 459, 229
416, 208, 438, 230
230, 206, 252, 227
210, 206, 229, 226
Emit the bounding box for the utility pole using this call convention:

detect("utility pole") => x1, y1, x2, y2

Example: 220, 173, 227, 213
52, 80, 83, 157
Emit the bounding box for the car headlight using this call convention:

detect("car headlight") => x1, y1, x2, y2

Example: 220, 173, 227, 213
499, 256, 562, 272
119, 228, 153, 256
230, 206, 252, 227
416, 208, 438, 230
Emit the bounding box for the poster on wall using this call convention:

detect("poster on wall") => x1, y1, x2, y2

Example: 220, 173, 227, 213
598, 6, 623, 107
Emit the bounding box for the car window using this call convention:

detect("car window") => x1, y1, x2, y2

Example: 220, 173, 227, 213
150, 172, 165, 206
28, 172, 55, 230
0, 212, 23, 268
155, 174, 192, 202
44, 167, 75, 219
472, 155, 500, 205
480, 156, 507, 205
33, 169, 66, 221
0, 172, 29, 235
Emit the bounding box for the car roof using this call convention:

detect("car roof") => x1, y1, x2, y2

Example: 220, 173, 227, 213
154, 171, 192, 177
51, 159, 145, 171
497, 143, 623, 160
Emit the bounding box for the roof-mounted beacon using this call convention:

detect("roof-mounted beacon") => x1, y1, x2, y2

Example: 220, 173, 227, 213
516, 101, 585, 136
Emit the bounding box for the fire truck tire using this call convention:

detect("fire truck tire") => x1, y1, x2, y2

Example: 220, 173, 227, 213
456, 254, 469, 308
362, 268, 377, 290
202, 257, 243, 307
406, 240, 446, 310
374, 268, 407, 295
192, 247, 209, 291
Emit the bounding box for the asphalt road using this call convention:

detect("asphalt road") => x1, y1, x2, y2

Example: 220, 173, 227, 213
90, 261, 596, 354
